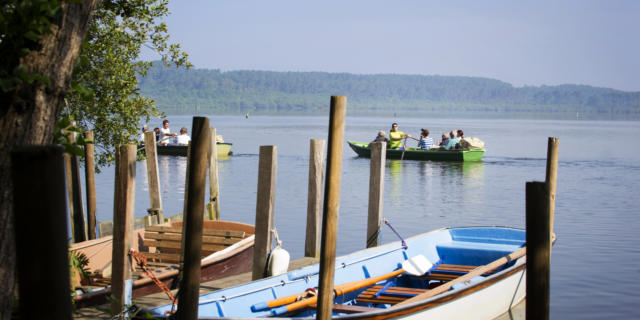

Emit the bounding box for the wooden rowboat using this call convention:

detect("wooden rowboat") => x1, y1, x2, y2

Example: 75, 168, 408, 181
156, 142, 232, 157
142, 226, 533, 319
347, 141, 484, 161
70, 220, 254, 309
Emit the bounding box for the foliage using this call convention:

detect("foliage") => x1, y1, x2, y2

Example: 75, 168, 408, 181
69, 250, 90, 288
54, 115, 88, 156
139, 64, 640, 120
64, 0, 190, 169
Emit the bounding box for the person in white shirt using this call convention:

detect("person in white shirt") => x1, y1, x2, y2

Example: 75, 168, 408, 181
159, 119, 177, 146
139, 125, 148, 143
176, 127, 191, 146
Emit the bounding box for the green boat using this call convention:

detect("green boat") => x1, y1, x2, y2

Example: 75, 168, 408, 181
347, 141, 484, 161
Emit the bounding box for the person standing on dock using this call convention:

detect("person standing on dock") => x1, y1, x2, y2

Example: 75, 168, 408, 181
389, 123, 410, 149
159, 119, 178, 146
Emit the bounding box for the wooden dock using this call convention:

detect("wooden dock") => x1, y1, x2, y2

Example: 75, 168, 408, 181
72, 257, 319, 319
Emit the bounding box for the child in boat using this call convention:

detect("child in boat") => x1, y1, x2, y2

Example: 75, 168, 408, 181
371, 130, 390, 144
153, 127, 160, 142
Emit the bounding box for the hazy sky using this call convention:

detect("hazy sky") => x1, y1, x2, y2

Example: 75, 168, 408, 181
144, 0, 640, 92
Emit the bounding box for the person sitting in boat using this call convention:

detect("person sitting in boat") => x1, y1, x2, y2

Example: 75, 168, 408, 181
439, 132, 449, 147
389, 123, 410, 149
139, 125, 149, 143
159, 119, 178, 146
455, 129, 465, 148
175, 127, 191, 146
444, 130, 461, 150
371, 130, 390, 144
153, 127, 161, 142
416, 128, 434, 150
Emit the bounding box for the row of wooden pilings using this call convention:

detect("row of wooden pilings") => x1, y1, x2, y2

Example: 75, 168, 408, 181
11, 96, 558, 319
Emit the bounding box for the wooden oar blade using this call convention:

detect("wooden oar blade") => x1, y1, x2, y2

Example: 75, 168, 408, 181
402, 254, 433, 276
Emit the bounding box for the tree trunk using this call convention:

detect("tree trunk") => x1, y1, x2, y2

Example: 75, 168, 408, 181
0, 2, 96, 319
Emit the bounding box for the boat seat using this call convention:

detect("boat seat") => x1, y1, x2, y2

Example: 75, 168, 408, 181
142, 225, 246, 263
419, 263, 498, 282
308, 304, 378, 314
356, 285, 429, 305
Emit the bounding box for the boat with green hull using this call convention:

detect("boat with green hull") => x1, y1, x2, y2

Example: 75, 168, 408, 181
347, 141, 484, 161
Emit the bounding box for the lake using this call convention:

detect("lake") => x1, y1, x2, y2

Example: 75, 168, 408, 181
89, 115, 639, 319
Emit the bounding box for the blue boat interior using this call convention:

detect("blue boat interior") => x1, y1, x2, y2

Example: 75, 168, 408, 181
148, 227, 526, 318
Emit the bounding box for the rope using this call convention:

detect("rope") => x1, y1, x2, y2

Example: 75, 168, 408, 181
272, 228, 282, 248
128, 249, 178, 307
384, 218, 407, 249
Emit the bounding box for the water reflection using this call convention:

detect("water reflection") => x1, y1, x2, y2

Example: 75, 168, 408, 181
386, 160, 485, 207
388, 160, 404, 207
157, 155, 187, 215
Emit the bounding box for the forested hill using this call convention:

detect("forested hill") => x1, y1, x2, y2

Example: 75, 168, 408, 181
139, 63, 640, 120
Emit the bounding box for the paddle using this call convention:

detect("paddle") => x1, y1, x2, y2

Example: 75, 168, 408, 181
267, 255, 433, 316
394, 246, 527, 307
400, 137, 408, 160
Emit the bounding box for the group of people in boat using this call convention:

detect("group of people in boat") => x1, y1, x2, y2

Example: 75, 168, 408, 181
372, 123, 465, 150
139, 119, 191, 146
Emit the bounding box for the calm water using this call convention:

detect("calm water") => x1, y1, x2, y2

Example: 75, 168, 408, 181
90, 115, 640, 319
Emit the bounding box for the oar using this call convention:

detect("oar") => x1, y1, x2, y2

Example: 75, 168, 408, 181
400, 137, 408, 160
268, 255, 433, 316
394, 246, 527, 307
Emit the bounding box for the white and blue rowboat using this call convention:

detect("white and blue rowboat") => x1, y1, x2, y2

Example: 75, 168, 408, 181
142, 226, 530, 319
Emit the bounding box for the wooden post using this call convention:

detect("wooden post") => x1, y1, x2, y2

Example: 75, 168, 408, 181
177, 117, 210, 320
305, 139, 325, 257
182, 143, 192, 218
207, 127, 221, 220
12, 146, 72, 319
144, 131, 163, 224
317, 96, 347, 320
252, 145, 277, 280
110, 144, 136, 316
545, 137, 559, 235
70, 131, 87, 242
526, 181, 551, 320
84, 131, 97, 239
367, 141, 386, 248
64, 152, 75, 241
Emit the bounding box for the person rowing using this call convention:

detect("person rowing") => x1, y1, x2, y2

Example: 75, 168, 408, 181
389, 123, 410, 150
159, 119, 178, 146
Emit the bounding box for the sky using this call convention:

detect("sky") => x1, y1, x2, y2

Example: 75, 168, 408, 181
142, 0, 640, 92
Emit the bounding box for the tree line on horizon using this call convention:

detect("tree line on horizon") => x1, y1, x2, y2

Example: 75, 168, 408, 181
139, 63, 640, 120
